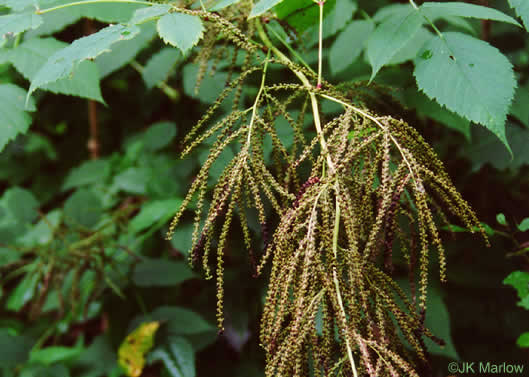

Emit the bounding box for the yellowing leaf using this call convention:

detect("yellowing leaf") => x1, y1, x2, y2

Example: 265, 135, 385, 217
118, 321, 160, 377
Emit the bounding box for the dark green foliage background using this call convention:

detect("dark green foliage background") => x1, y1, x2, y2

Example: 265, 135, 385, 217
0, 0, 528, 376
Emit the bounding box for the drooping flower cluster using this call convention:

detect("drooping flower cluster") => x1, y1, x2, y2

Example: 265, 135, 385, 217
165, 3, 487, 375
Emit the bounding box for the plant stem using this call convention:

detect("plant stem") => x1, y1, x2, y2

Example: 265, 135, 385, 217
84, 20, 100, 160
332, 183, 359, 377
265, 24, 315, 74
317, 0, 324, 88
247, 50, 270, 145
35, 0, 152, 14
408, 0, 444, 39
255, 20, 335, 174
257, 16, 356, 376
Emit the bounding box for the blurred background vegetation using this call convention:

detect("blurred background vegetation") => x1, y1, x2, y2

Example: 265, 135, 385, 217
0, 0, 528, 376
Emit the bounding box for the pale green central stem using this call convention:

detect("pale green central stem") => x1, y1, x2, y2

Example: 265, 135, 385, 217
317, 0, 324, 87
255, 20, 335, 174
255, 17, 358, 376
247, 51, 271, 146
332, 181, 359, 377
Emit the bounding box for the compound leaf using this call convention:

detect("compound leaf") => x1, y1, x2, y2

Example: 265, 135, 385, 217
62, 159, 111, 191
0, 330, 33, 368
517, 332, 529, 348
3, 37, 103, 102
133, 259, 195, 287
142, 48, 180, 89
28, 24, 140, 103
130, 4, 171, 24
249, 0, 283, 18
420, 2, 521, 27
148, 337, 195, 377
330, 20, 374, 75
96, 23, 157, 78
504, 271, 529, 299
367, 8, 423, 82
414, 32, 516, 152
518, 218, 529, 232
0, 84, 35, 152
0, 11, 42, 37
509, 0, 529, 31
129, 198, 182, 234
157, 13, 203, 55
63, 189, 103, 229
210, 0, 241, 12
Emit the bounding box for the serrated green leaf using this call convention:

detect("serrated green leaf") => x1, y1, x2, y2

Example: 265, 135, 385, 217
0, 0, 44, 11
30, 346, 82, 366
78, 3, 147, 23
414, 32, 516, 152
25, 6, 81, 38
63, 189, 103, 229
28, 24, 140, 103
367, 8, 423, 82
503, 271, 529, 299
113, 167, 149, 195
405, 89, 470, 137
274, 0, 336, 33
322, 0, 357, 38
157, 13, 203, 55
96, 23, 157, 78
1, 37, 103, 102
517, 332, 529, 347
0, 84, 35, 152
75, 335, 117, 377
133, 258, 195, 287
249, 0, 283, 18
20, 364, 69, 377
373, 4, 411, 22
496, 213, 507, 225
4, 187, 38, 224
148, 337, 195, 377
0, 11, 42, 37
26, 0, 146, 37
62, 159, 111, 191
142, 48, 180, 89
129, 198, 182, 234
389, 27, 433, 65
6, 268, 40, 311
182, 63, 229, 104
17, 209, 61, 247
464, 124, 529, 171
420, 2, 521, 27
494, 214, 509, 229
210, 0, 241, 12
519, 294, 529, 310
440, 16, 477, 35
0, 330, 33, 368
130, 4, 171, 24
330, 20, 374, 75
518, 218, 529, 232
169, 223, 193, 255
509, 0, 529, 31
143, 121, 177, 151
511, 84, 529, 127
